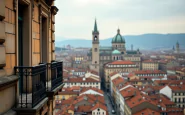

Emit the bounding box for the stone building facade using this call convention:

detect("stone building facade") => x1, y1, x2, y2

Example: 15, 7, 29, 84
142, 59, 159, 70
0, 0, 63, 115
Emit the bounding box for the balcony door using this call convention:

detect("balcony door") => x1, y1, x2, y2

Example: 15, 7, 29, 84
18, 3, 31, 93
41, 16, 48, 63
18, 7, 23, 66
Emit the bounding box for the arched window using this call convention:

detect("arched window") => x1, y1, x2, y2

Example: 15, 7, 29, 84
117, 56, 119, 60
95, 61, 97, 64
94, 36, 97, 41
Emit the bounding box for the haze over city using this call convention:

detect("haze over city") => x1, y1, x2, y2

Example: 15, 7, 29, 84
55, 0, 185, 40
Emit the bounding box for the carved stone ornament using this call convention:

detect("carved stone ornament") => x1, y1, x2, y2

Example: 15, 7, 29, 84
13, 0, 17, 11
32, 0, 35, 19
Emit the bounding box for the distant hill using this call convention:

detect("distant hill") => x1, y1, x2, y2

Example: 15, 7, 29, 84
55, 34, 185, 50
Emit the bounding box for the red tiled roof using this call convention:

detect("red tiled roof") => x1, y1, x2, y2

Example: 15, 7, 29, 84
112, 77, 125, 86
168, 85, 185, 91
150, 94, 175, 106
155, 80, 185, 86
91, 102, 107, 111
80, 87, 103, 95
76, 105, 93, 112
120, 86, 140, 98
125, 94, 156, 108
109, 72, 118, 77
134, 70, 166, 74
133, 108, 160, 115
109, 60, 135, 65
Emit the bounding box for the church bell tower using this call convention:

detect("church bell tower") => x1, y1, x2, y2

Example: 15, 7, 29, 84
90, 19, 100, 74
176, 41, 180, 54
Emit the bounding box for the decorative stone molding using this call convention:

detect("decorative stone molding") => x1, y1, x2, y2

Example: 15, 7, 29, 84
51, 6, 58, 15
38, 4, 42, 23
45, 0, 54, 6
48, 12, 51, 28
13, 0, 17, 11
32, 0, 35, 19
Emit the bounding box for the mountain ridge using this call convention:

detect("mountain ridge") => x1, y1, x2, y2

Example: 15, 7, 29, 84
55, 33, 185, 50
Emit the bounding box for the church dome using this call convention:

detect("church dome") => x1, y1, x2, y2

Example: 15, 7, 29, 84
112, 29, 125, 43
112, 50, 121, 55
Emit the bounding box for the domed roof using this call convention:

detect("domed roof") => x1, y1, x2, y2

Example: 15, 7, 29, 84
112, 29, 125, 43
112, 50, 121, 55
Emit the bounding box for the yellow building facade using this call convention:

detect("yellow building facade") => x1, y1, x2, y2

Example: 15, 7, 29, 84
142, 60, 159, 70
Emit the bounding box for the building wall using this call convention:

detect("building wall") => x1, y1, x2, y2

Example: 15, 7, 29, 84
56, 94, 77, 100
0, 84, 17, 114
64, 82, 101, 89
142, 62, 159, 70
92, 108, 106, 115
172, 92, 185, 108
120, 94, 125, 115
0, 0, 18, 114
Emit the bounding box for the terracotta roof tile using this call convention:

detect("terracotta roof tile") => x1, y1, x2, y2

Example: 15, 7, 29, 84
134, 70, 166, 74
112, 77, 125, 86
109, 60, 135, 65
91, 102, 107, 111
133, 108, 160, 115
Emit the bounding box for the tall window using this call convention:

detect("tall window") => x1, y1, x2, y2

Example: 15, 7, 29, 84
41, 17, 48, 63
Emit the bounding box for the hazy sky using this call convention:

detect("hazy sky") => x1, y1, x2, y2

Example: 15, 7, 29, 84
55, 0, 185, 40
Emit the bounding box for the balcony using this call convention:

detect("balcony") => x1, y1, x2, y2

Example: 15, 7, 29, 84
14, 61, 63, 109
46, 61, 63, 92
14, 64, 47, 108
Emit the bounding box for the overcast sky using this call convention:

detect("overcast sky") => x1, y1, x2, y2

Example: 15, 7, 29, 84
55, 0, 185, 40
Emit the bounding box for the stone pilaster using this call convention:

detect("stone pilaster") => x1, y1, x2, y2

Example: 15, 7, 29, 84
0, 0, 6, 77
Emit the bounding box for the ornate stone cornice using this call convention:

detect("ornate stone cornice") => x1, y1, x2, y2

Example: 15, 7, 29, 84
51, 6, 58, 15
45, 0, 54, 6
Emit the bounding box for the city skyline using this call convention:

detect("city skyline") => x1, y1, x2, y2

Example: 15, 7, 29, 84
55, 0, 185, 40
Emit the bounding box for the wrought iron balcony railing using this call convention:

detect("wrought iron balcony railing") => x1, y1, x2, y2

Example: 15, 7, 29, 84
14, 61, 63, 108
14, 64, 47, 108
47, 61, 63, 91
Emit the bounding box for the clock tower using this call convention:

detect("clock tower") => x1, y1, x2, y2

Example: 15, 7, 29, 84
91, 19, 100, 74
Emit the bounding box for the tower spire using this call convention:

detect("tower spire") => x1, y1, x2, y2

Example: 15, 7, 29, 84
94, 18, 98, 33
117, 27, 120, 34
